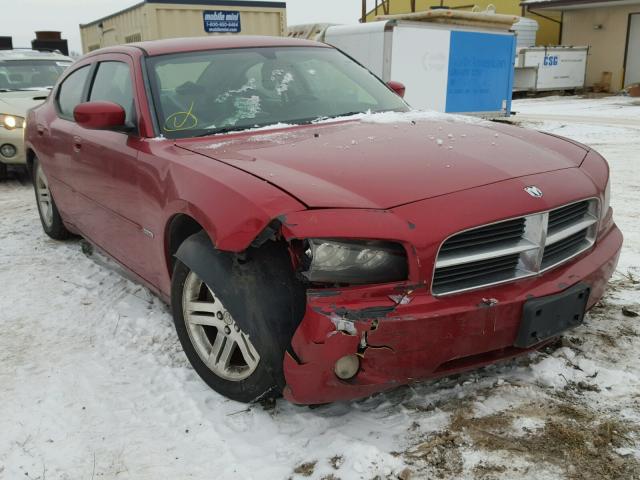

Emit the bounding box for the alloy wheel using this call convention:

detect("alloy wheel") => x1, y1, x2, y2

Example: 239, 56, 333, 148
35, 164, 54, 228
182, 271, 260, 381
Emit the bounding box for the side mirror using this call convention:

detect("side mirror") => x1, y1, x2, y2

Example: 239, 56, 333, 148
74, 101, 127, 130
387, 80, 406, 98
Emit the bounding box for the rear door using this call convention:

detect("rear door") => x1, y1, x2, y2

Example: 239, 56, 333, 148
45, 63, 93, 223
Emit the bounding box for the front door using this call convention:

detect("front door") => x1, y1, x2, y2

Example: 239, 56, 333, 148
72, 55, 152, 278
625, 13, 640, 86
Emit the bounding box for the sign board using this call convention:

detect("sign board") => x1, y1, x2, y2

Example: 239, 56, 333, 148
204, 10, 241, 33
520, 47, 588, 90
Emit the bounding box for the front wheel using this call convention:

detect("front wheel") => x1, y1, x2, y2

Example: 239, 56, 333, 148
181, 267, 262, 380
171, 233, 306, 403
33, 157, 71, 240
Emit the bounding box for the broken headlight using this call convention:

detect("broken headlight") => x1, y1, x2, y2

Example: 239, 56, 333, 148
300, 239, 408, 285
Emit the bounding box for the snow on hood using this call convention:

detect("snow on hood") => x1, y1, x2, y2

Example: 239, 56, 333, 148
326, 109, 492, 127
199, 110, 491, 139
177, 110, 588, 209
191, 110, 492, 151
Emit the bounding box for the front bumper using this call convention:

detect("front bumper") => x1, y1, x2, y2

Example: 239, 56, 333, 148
283, 224, 622, 405
0, 127, 26, 165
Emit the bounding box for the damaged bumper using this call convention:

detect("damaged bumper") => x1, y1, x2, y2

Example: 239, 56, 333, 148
283, 224, 622, 405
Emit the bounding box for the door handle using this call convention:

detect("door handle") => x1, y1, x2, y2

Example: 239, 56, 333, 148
73, 135, 82, 152
36, 124, 46, 136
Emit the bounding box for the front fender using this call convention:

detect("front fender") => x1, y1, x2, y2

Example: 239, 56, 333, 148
156, 145, 306, 252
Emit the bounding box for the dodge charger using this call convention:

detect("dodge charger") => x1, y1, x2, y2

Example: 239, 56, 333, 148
24, 36, 622, 404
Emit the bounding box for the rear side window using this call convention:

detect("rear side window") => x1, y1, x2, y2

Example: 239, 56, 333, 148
89, 61, 135, 124
57, 65, 91, 118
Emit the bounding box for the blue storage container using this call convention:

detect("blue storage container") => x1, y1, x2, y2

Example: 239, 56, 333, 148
325, 20, 516, 117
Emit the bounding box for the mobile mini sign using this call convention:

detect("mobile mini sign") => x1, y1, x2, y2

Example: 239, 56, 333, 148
203, 10, 241, 33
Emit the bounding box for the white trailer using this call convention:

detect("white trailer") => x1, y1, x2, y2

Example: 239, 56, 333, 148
514, 46, 589, 92
323, 20, 516, 117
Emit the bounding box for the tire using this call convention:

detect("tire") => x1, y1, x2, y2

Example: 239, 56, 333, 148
0, 163, 7, 180
171, 235, 305, 403
32, 157, 71, 240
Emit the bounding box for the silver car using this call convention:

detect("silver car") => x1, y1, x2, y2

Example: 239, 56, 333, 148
0, 49, 73, 179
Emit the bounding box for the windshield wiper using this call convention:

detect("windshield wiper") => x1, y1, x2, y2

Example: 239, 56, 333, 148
331, 111, 365, 118
193, 123, 280, 137
191, 111, 376, 138
312, 111, 369, 123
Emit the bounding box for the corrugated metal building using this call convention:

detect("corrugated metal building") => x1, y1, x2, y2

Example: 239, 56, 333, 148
80, 0, 287, 53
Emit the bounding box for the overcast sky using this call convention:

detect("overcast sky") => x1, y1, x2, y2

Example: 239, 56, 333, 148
5, 0, 376, 54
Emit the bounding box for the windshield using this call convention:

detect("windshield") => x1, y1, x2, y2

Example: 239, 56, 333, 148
148, 46, 409, 139
0, 60, 72, 91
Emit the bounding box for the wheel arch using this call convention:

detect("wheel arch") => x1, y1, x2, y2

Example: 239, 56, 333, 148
164, 212, 288, 277
163, 196, 295, 279
25, 147, 37, 176
165, 213, 210, 278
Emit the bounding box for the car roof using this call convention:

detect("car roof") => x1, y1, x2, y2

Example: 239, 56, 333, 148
0, 49, 73, 62
88, 35, 328, 57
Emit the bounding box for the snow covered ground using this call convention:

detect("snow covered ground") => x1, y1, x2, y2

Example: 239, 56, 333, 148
1, 95, 639, 480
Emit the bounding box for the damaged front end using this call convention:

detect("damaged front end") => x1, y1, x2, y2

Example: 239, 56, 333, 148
283, 284, 419, 405
269, 209, 426, 404
274, 208, 519, 405
280, 279, 536, 405
268, 201, 622, 405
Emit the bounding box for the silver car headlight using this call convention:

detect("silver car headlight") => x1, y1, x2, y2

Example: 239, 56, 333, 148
0, 114, 25, 130
301, 239, 408, 285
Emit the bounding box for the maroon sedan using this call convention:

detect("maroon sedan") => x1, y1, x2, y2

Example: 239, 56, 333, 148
24, 36, 622, 404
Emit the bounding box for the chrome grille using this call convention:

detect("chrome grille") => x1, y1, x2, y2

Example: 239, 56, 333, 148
439, 218, 526, 255
433, 200, 599, 295
541, 228, 591, 270
433, 253, 521, 292
548, 202, 590, 235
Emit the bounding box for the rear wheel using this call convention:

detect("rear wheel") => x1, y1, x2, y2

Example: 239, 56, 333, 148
33, 157, 71, 240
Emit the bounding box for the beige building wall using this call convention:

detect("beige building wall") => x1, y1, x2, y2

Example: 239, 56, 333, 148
561, 3, 640, 89
80, 2, 286, 53
364, 0, 563, 45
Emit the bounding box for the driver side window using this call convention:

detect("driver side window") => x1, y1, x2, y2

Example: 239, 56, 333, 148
57, 65, 91, 119
89, 61, 135, 125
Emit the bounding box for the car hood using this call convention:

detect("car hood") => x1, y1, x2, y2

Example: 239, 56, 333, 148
177, 112, 589, 209
0, 90, 50, 116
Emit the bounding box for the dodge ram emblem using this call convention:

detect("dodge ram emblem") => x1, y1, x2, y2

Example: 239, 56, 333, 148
524, 186, 543, 198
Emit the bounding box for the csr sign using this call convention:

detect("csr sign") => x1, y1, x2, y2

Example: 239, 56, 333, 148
544, 55, 559, 66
